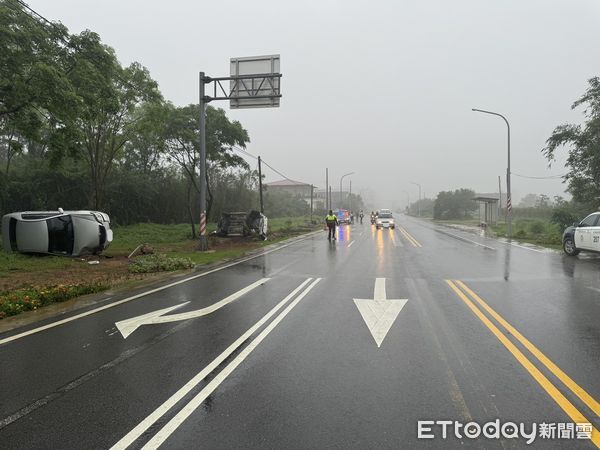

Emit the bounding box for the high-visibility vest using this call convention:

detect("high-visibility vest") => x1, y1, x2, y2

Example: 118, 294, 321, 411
325, 214, 336, 224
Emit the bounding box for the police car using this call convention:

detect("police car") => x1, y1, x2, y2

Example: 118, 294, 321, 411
562, 212, 600, 256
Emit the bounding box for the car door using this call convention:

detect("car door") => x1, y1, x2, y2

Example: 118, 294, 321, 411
591, 218, 600, 252
574, 213, 600, 250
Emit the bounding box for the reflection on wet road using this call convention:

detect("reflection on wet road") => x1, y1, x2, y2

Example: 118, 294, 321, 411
0, 215, 599, 448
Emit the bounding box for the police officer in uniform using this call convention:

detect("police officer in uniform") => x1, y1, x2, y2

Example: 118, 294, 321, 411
325, 210, 339, 241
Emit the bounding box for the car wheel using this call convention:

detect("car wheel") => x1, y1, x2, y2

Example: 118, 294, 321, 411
563, 237, 580, 256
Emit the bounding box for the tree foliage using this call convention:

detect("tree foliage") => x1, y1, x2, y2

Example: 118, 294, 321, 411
544, 77, 600, 210
0, 4, 311, 231
433, 189, 477, 220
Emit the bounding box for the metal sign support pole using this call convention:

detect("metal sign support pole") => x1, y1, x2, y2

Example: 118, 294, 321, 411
258, 156, 264, 214
198, 72, 208, 251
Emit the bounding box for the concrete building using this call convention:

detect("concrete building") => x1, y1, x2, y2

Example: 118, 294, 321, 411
264, 179, 312, 197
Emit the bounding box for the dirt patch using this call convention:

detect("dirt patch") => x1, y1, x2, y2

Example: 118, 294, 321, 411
0, 236, 268, 293
0, 255, 139, 292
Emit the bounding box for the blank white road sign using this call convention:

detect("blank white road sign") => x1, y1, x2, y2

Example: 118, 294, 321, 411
230, 54, 280, 109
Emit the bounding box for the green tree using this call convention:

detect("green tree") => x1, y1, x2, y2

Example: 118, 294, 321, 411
543, 77, 600, 210
433, 188, 477, 219
164, 104, 250, 235
0, 1, 79, 142
122, 101, 170, 174
64, 30, 161, 209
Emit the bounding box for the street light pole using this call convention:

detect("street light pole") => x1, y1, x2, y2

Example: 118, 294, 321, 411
410, 182, 421, 217
472, 108, 512, 238
339, 172, 355, 209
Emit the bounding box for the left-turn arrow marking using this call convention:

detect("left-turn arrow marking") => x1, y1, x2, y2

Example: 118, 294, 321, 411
115, 278, 270, 338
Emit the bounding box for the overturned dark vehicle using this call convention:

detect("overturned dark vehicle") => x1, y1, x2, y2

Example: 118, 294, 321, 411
214, 210, 268, 240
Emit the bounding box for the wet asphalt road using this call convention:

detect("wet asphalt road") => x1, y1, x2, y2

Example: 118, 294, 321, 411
0, 215, 599, 449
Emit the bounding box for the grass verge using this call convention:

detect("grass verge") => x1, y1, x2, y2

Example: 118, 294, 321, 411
0, 217, 320, 319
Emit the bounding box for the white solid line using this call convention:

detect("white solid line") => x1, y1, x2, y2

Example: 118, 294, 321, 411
508, 242, 545, 253
437, 229, 496, 250
348, 240, 355, 247
141, 278, 322, 450
587, 286, 600, 293
110, 278, 314, 450
0, 232, 319, 346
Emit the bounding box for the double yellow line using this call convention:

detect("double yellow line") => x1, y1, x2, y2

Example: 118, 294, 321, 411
446, 280, 600, 447
398, 226, 422, 247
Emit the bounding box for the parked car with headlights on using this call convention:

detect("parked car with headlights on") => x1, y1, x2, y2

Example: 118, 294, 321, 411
2, 209, 113, 256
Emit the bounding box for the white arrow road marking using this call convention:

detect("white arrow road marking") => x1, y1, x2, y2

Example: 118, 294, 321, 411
111, 277, 320, 450
354, 278, 407, 347
0, 232, 319, 347
115, 278, 269, 338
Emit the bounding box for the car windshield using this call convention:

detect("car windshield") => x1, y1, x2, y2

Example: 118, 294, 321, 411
47, 216, 74, 254
379, 213, 393, 218
579, 214, 599, 227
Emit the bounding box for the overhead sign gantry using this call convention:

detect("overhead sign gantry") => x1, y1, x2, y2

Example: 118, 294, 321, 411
197, 55, 281, 250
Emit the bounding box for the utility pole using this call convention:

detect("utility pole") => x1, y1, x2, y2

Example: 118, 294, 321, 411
310, 184, 314, 223
329, 185, 332, 210
258, 156, 264, 214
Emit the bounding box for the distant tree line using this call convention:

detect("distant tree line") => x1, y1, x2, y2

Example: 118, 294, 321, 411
0, 1, 310, 237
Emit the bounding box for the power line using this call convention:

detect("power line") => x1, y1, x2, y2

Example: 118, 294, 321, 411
7, 0, 148, 96
231, 146, 297, 183
11, 0, 55, 28
512, 172, 565, 179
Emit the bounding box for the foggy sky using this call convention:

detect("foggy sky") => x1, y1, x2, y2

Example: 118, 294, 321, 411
28, 0, 600, 208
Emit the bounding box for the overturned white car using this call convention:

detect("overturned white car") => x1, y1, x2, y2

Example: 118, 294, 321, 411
2, 209, 113, 256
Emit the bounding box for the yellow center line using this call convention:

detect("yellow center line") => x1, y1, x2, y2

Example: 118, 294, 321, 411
398, 226, 422, 247
445, 280, 599, 448
455, 280, 600, 418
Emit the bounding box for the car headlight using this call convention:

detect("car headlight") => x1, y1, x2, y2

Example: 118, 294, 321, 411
376, 219, 382, 224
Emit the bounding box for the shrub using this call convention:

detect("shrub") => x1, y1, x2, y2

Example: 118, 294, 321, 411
529, 221, 546, 235
550, 207, 580, 230
128, 254, 194, 273
0, 283, 108, 319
